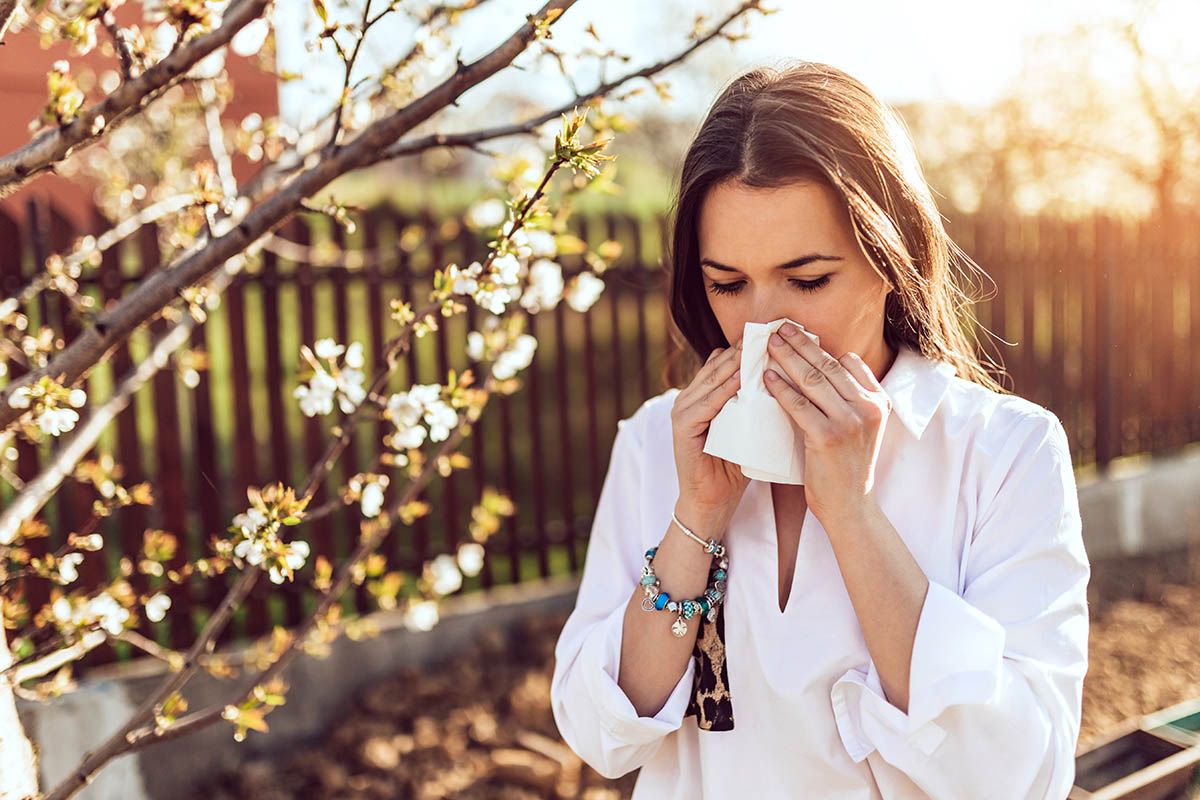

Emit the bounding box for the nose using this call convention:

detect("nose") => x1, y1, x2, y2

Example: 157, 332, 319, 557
747, 297, 796, 328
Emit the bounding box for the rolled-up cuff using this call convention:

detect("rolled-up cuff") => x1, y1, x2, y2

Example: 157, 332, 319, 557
581, 599, 698, 745
831, 580, 1007, 762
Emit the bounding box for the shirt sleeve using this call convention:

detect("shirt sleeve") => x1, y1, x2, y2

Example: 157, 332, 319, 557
550, 413, 697, 780
829, 411, 1091, 799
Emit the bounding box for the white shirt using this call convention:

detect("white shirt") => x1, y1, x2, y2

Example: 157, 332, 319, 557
550, 342, 1091, 799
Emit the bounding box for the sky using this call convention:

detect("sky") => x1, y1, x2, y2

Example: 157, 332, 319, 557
271, 0, 1196, 146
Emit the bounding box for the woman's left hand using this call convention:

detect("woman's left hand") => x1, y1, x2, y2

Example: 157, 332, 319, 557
762, 322, 892, 524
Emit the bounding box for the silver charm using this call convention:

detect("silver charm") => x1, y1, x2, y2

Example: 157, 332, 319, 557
671, 617, 688, 637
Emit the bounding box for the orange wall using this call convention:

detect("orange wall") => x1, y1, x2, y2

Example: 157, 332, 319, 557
0, 6, 279, 232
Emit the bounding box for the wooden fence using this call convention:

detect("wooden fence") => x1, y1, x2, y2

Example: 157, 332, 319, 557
0, 198, 1197, 668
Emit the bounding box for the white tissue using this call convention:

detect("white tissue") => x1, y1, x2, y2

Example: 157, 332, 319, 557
701, 317, 820, 485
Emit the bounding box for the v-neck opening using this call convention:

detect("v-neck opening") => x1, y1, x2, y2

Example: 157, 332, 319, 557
761, 480, 813, 617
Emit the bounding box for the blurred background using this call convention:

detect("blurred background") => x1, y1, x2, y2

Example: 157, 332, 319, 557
2, 0, 1199, 797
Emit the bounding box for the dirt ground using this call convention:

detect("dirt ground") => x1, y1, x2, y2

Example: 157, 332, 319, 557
193, 561, 1200, 799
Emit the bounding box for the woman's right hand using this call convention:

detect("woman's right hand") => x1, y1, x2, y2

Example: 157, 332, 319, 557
671, 339, 751, 536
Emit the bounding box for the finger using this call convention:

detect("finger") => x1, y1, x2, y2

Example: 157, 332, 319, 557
677, 361, 741, 437
839, 351, 892, 413
779, 324, 868, 402
767, 330, 844, 417
691, 362, 741, 428
677, 339, 741, 412
763, 367, 827, 439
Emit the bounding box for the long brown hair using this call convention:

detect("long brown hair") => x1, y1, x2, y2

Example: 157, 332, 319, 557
661, 60, 1007, 395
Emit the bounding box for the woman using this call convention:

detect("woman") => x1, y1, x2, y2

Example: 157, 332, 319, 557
549, 60, 1090, 799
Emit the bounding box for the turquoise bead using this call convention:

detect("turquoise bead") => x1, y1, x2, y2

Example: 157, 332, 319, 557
714, 569, 726, 581
640, 574, 656, 585
654, 591, 670, 611
698, 597, 711, 615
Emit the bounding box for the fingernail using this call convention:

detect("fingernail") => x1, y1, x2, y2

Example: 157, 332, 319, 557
780, 324, 796, 337
765, 369, 778, 380
770, 333, 784, 346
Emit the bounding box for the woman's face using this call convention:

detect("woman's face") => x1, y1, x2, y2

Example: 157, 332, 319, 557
697, 179, 893, 370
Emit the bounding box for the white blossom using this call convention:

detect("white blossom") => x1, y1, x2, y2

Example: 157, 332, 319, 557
520, 258, 564, 313
294, 369, 337, 417
466, 198, 506, 229
457, 542, 485, 577
565, 271, 605, 312
492, 334, 538, 380
386, 391, 423, 428
88, 593, 131, 635
76, 533, 103, 551
525, 229, 558, 258
429, 553, 463, 595
447, 262, 483, 296
58, 552, 83, 584
314, 338, 345, 361
7, 386, 31, 409
404, 599, 439, 632
423, 401, 458, 443
492, 253, 521, 286
392, 424, 427, 450
466, 331, 486, 362
269, 540, 308, 584
475, 290, 504, 315
67, 388, 87, 407
360, 482, 385, 517
234, 537, 266, 566
231, 17, 269, 56
385, 383, 450, 448
336, 367, 366, 413
284, 539, 309, 571
38, 407, 79, 437
232, 507, 268, 537
344, 341, 365, 369
8, 386, 31, 410
52, 596, 72, 624
508, 229, 533, 260
145, 593, 172, 622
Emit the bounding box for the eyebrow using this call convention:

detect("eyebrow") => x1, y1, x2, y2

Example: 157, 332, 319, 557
699, 254, 844, 272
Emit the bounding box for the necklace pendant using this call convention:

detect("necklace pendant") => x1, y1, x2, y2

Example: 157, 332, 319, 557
671, 616, 688, 637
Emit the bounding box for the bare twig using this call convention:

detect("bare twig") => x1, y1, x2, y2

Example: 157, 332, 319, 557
379, 0, 764, 161
326, 0, 389, 150
5, 194, 196, 310
10, 631, 105, 685
197, 79, 238, 204
100, 8, 138, 80
236, 0, 497, 204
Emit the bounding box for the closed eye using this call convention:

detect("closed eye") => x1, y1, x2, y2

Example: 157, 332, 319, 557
707, 275, 831, 297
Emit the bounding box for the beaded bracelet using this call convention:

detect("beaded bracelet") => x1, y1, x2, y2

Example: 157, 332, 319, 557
638, 545, 729, 637
670, 510, 726, 559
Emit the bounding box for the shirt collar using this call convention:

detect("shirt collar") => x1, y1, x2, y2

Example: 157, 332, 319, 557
879, 343, 958, 441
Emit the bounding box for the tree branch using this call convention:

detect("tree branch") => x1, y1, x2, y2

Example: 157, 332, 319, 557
0, 0, 18, 46
0, 0, 269, 198
379, 0, 763, 161
0, 0, 577, 436
39, 129, 576, 799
